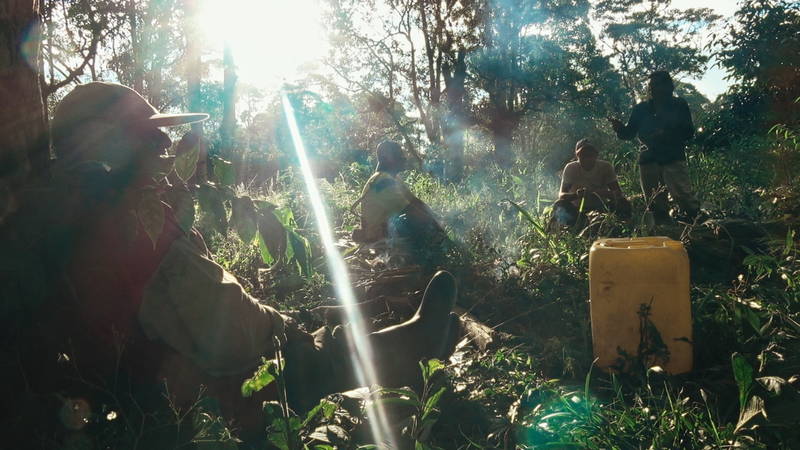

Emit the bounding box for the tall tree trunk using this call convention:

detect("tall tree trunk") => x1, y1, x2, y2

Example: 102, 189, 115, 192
183, 0, 206, 182
0, 0, 49, 195
220, 43, 240, 182
220, 43, 237, 153
489, 113, 515, 169
127, 0, 144, 92
443, 49, 468, 181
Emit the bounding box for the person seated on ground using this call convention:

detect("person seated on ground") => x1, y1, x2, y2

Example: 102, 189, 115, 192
553, 138, 631, 226
351, 140, 445, 249
11, 82, 459, 436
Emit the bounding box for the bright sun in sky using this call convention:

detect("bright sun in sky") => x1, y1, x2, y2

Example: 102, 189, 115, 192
198, 0, 328, 90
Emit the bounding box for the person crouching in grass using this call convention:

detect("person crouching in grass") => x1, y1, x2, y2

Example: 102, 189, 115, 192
553, 138, 631, 226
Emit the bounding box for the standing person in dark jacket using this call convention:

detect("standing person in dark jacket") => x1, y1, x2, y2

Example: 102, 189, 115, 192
609, 71, 703, 224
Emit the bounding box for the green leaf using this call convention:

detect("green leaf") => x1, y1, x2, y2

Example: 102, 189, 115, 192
377, 388, 420, 404
732, 353, 754, 412
422, 387, 446, 417
231, 195, 258, 243
274, 206, 298, 228
267, 431, 290, 450
165, 185, 195, 233
302, 399, 337, 428
504, 199, 546, 237
212, 157, 236, 186
288, 228, 313, 276
257, 230, 275, 265
320, 399, 337, 420
174, 141, 199, 182
137, 189, 165, 248
263, 401, 283, 417
241, 359, 277, 397
257, 210, 287, 264
288, 416, 302, 432
198, 183, 228, 235
421, 359, 444, 383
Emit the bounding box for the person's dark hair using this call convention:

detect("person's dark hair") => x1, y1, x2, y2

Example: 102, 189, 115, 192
376, 140, 404, 165
648, 71, 674, 91
575, 138, 599, 156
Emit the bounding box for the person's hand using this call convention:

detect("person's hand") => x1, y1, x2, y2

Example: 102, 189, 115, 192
594, 187, 612, 198
608, 118, 624, 133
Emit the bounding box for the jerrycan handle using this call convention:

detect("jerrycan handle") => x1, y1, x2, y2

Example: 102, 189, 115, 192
594, 237, 683, 250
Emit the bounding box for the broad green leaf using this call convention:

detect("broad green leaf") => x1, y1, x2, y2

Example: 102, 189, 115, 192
422, 387, 446, 417
262, 401, 283, 418
198, 183, 228, 235
165, 185, 195, 233
137, 189, 165, 248
174, 142, 199, 182
267, 431, 289, 450
504, 199, 546, 237
257, 231, 274, 265
241, 359, 277, 397
288, 416, 302, 432
288, 228, 312, 276
257, 210, 287, 264
302, 399, 337, 428
377, 388, 420, 404
212, 157, 236, 186
421, 359, 444, 383
731, 353, 754, 412
274, 206, 298, 228
320, 399, 337, 420
231, 195, 258, 244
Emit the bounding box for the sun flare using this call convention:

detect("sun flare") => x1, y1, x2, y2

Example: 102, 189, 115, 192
199, 0, 328, 89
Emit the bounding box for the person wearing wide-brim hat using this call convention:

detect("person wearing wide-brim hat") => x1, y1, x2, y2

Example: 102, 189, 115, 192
21, 82, 459, 431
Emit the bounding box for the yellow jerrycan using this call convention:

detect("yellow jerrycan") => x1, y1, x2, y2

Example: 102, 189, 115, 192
589, 237, 692, 374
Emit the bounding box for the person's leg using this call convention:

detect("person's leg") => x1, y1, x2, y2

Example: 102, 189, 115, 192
662, 160, 701, 218
640, 163, 670, 221
582, 193, 609, 213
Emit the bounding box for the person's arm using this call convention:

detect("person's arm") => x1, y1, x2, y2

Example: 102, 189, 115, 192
610, 104, 642, 141
559, 164, 578, 201
138, 236, 306, 376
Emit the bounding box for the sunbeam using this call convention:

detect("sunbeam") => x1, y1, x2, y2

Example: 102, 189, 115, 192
281, 92, 397, 448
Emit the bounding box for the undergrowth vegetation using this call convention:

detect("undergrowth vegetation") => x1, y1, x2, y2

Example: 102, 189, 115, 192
179, 127, 800, 448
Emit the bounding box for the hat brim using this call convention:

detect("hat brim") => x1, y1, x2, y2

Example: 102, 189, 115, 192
148, 113, 209, 127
